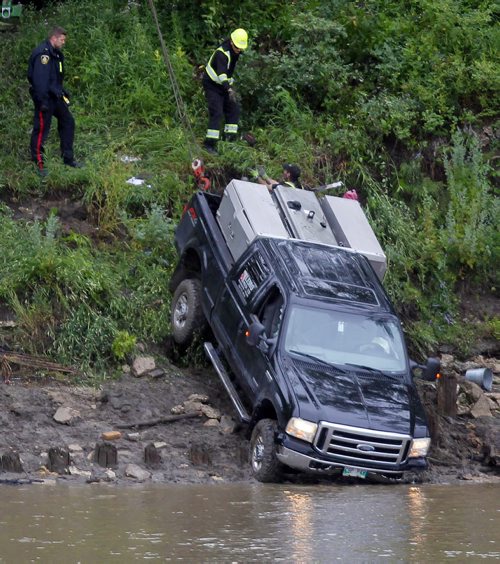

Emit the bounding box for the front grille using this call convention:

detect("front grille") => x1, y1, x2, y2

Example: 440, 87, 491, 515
314, 422, 411, 466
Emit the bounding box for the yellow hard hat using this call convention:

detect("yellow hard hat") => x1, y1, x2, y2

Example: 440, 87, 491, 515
231, 28, 248, 50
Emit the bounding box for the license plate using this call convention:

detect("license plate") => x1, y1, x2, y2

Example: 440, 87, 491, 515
342, 466, 367, 479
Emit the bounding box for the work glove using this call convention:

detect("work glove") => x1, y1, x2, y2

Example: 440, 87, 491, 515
228, 88, 237, 104
257, 165, 270, 182
248, 168, 259, 181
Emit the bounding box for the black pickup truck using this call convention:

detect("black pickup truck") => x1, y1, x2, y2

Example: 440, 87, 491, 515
170, 187, 439, 482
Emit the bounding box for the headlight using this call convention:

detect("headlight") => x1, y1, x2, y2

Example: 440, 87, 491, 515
285, 417, 318, 443
408, 437, 431, 458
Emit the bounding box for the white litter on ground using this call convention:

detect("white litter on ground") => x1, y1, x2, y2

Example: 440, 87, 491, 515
120, 155, 141, 163
126, 177, 145, 186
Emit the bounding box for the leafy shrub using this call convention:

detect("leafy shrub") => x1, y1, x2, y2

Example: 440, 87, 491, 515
0, 0, 497, 370
112, 330, 137, 361
442, 129, 498, 274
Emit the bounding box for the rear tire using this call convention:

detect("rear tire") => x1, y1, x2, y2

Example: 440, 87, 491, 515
250, 419, 284, 483
171, 278, 206, 346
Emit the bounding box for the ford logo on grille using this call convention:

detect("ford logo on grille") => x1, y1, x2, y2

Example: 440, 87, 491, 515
357, 444, 375, 452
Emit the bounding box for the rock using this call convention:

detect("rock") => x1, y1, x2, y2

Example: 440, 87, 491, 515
126, 432, 141, 442
153, 442, 167, 449
219, 415, 236, 435
148, 368, 165, 379
486, 396, 499, 410
188, 394, 209, 403
440, 354, 455, 369
104, 390, 132, 413
125, 463, 151, 481
171, 404, 185, 415
132, 356, 155, 377
201, 405, 220, 420
486, 393, 500, 407
183, 400, 204, 413
69, 466, 92, 478
122, 364, 131, 373
101, 431, 122, 441
104, 469, 116, 480
457, 403, 470, 416
460, 381, 484, 403
68, 444, 83, 454
53, 406, 80, 425
470, 396, 492, 418
38, 465, 58, 478
203, 419, 219, 427
483, 428, 500, 465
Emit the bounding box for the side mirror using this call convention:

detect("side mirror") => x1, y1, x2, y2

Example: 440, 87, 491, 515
246, 321, 266, 347
422, 357, 441, 381
410, 357, 441, 381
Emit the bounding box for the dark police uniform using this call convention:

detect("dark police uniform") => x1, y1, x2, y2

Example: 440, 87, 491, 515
27, 39, 75, 169
202, 39, 241, 150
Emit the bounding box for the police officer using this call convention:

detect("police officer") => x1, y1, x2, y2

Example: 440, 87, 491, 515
202, 28, 248, 154
28, 26, 81, 174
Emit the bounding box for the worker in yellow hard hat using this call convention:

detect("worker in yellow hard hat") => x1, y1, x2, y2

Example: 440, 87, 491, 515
202, 28, 248, 154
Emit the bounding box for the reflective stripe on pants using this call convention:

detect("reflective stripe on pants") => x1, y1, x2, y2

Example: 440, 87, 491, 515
203, 82, 240, 142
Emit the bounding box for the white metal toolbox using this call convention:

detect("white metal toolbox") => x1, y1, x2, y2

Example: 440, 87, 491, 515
216, 180, 288, 260
320, 195, 387, 279
273, 185, 337, 246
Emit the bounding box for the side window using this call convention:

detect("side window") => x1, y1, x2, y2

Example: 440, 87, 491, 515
234, 251, 270, 304
257, 287, 284, 338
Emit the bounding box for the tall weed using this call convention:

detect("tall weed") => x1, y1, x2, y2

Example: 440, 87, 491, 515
442, 129, 498, 275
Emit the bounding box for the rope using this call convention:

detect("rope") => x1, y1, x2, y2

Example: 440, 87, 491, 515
145, 0, 200, 160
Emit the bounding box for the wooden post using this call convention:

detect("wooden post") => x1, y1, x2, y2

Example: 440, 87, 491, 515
95, 442, 118, 468
1, 452, 23, 473
48, 447, 70, 474
144, 443, 161, 469
188, 443, 212, 466
437, 373, 458, 417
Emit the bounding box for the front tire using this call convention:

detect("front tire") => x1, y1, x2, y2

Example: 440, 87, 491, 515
171, 278, 206, 346
250, 419, 283, 483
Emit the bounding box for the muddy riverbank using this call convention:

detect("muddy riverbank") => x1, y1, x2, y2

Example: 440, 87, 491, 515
0, 351, 499, 486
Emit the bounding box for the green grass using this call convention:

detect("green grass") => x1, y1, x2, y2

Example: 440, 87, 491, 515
0, 0, 497, 375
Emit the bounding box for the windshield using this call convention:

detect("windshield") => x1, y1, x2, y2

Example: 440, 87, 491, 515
283, 304, 407, 372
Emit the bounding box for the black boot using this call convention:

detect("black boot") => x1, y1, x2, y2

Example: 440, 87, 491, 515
64, 159, 83, 168
203, 139, 218, 155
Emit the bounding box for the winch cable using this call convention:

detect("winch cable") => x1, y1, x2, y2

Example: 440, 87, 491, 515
145, 0, 200, 162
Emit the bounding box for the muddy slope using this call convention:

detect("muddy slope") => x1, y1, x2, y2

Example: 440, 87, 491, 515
0, 353, 498, 486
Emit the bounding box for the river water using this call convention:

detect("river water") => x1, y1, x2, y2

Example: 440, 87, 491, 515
0, 482, 498, 562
